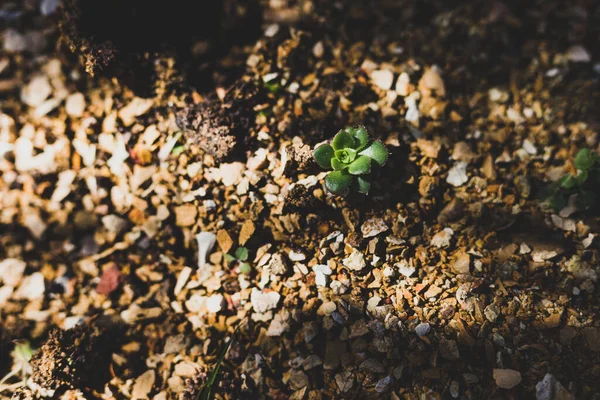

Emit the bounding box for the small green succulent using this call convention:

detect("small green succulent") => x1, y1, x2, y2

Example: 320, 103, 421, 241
224, 247, 251, 273
313, 126, 389, 195
547, 148, 600, 210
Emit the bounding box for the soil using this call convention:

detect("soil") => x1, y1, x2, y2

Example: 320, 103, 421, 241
1, 0, 600, 399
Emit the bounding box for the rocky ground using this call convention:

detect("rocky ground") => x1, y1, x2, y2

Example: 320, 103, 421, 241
1, 0, 600, 399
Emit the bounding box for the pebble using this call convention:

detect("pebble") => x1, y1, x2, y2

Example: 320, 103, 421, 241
371, 69, 394, 90
118, 97, 153, 126
396, 260, 416, 277
65, 92, 85, 117
335, 371, 354, 392
195, 232, 217, 270
535, 373, 573, 400
447, 161, 469, 187
395, 72, 410, 96
132, 370, 155, 399
342, 249, 366, 271
3, 29, 28, 52
317, 301, 337, 316
0, 258, 26, 286
566, 45, 591, 63
493, 369, 522, 389
439, 338, 460, 360
250, 288, 281, 313
415, 322, 431, 336
21, 75, 52, 107
267, 313, 289, 336
205, 294, 224, 313
13, 272, 45, 300
431, 228, 454, 248
313, 264, 331, 287
452, 252, 470, 274
219, 162, 245, 187
375, 376, 393, 393
361, 217, 389, 238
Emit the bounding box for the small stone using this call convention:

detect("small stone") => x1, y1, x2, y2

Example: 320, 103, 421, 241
395, 72, 410, 96
424, 285, 442, 299
343, 249, 366, 271
206, 294, 224, 313
65, 92, 85, 117
14, 272, 45, 300
313, 264, 331, 287
431, 228, 454, 248
396, 260, 415, 278
132, 370, 155, 399
375, 376, 393, 393
335, 371, 354, 392
361, 217, 389, 238
21, 75, 52, 107
220, 162, 245, 187
102, 215, 128, 234
415, 322, 431, 336
196, 232, 217, 270
216, 229, 234, 254
535, 373, 574, 400
371, 69, 394, 90
452, 252, 470, 274
493, 369, 522, 389
418, 66, 446, 97
447, 162, 469, 187
164, 334, 189, 354
566, 45, 591, 63
324, 341, 346, 369
267, 313, 289, 336
302, 355, 322, 370
239, 220, 255, 245
317, 301, 337, 316
359, 359, 385, 373
175, 204, 197, 227
450, 380, 460, 398
484, 304, 500, 322
367, 295, 382, 312
439, 338, 460, 360
0, 259, 26, 287
118, 97, 153, 126
4, 29, 27, 53
250, 288, 281, 313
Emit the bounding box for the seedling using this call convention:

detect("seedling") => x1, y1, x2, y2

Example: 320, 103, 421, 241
547, 148, 600, 211
0, 340, 35, 393
196, 324, 241, 400
313, 126, 388, 195
224, 247, 251, 274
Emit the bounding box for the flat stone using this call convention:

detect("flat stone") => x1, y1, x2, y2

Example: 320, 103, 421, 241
361, 217, 389, 238
493, 369, 522, 389
371, 69, 394, 90
415, 322, 431, 336
250, 288, 281, 313
343, 249, 366, 271
0, 258, 26, 287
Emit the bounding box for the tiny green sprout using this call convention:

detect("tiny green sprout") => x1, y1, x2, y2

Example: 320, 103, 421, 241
225, 247, 251, 273
0, 340, 35, 393
313, 126, 389, 195
547, 148, 600, 211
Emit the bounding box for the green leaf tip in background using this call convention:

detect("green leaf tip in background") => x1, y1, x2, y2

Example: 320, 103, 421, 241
574, 148, 598, 171
325, 170, 353, 195
359, 141, 388, 166
313, 144, 334, 169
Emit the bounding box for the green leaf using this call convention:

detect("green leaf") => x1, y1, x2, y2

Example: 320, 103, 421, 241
348, 155, 372, 175
356, 175, 371, 194
325, 170, 352, 195
574, 148, 598, 171
345, 125, 369, 150
576, 169, 589, 186
313, 144, 334, 169
224, 254, 236, 262
334, 148, 357, 164
359, 141, 388, 166
559, 175, 578, 190
331, 158, 348, 171
332, 130, 356, 150
235, 247, 248, 261
239, 263, 252, 274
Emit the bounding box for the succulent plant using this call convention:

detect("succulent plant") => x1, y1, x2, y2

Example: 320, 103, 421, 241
547, 148, 600, 211
313, 126, 388, 195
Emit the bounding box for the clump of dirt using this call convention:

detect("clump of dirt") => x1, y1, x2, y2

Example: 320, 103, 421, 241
176, 77, 267, 161
26, 323, 119, 396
